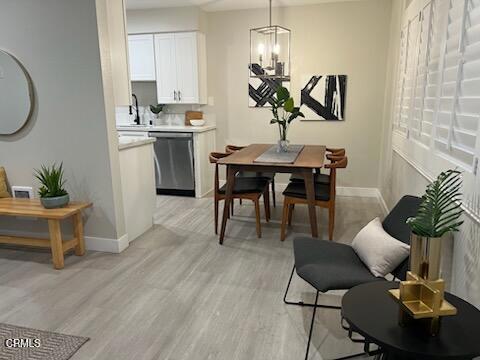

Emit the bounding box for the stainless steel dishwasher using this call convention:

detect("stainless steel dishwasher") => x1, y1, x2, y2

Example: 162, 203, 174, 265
149, 132, 195, 196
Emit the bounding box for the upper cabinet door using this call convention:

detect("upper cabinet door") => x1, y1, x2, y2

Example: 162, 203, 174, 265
128, 34, 156, 81
174, 32, 199, 104
154, 33, 177, 104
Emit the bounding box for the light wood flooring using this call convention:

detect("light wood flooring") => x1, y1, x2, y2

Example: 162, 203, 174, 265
0, 194, 384, 360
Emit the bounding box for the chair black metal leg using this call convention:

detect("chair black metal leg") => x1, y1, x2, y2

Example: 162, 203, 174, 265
283, 265, 379, 360
271, 178, 276, 208
305, 290, 319, 360
331, 352, 374, 360
283, 265, 341, 309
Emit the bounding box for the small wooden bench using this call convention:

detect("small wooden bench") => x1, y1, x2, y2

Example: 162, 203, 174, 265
0, 198, 92, 269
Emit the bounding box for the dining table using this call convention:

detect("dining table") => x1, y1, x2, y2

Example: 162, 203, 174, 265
217, 143, 327, 244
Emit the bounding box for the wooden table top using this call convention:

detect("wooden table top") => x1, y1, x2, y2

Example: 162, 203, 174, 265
218, 144, 326, 169
0, 198, 92, 219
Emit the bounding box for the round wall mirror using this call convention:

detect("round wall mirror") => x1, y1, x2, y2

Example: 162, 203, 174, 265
0, 50, 34, 135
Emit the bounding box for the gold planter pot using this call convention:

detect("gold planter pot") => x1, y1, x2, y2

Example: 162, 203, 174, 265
409, 234, 442, 281
389, 233, 457, 336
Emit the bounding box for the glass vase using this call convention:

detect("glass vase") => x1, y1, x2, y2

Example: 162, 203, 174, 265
277, 139, 290, 152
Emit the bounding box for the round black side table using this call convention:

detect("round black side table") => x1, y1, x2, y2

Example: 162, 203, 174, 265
341, 282, 480, 360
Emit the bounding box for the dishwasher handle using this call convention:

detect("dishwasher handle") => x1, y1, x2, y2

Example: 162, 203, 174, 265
149, 132, 192, 139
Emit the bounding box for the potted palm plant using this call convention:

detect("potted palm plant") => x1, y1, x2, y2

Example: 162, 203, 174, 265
270, 87, 304, 152
34, 163, 69, 209
406, 169, 464, 280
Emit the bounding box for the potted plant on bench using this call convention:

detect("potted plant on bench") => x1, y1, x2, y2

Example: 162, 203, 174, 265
34, 163, 69, 209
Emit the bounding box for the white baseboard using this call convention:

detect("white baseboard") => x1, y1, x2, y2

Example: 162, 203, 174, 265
336, 186, 380, 198
85, 233, 129, 253
376, 190, 389, 215
0, 228, 129, 254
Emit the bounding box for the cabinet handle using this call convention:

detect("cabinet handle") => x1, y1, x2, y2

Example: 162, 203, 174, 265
178, 90, 182, 101
174, 90, 177, 101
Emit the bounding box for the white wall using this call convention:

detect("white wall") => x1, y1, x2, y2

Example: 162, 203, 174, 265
0, 0, 126, 244
127, 7, 207, 33
204, 0, 393, 188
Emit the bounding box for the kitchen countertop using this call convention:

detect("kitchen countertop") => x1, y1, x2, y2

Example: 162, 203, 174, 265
117, 124, 217, 133
118, 136, 155, 150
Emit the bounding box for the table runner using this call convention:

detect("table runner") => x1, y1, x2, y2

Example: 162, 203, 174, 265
254, 145, 304, 164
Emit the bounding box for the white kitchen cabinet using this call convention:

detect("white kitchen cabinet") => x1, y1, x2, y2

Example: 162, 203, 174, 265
154, 33, 177, 103
193, 128, 216, 198
119, 138, 156, 243
154, 32, 207, 104
128, 34, 156, 81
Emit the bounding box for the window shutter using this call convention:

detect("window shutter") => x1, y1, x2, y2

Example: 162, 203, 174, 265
411, 2, 434, 145
433, 0, 480, 170
394, 15, 421, 136
393, 27, 409, 133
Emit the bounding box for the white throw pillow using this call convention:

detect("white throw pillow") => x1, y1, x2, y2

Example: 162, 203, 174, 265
352, 217, 410, 277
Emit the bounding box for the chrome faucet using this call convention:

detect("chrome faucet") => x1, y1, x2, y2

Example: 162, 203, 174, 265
129, 93, 140, 125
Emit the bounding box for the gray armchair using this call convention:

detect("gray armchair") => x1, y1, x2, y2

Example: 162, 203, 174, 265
284, 195, 422, 360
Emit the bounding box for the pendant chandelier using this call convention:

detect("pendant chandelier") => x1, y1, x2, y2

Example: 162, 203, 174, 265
250, 0, 291, 80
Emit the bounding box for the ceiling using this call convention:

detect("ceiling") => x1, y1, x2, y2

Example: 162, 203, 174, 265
126, 0, 366, 12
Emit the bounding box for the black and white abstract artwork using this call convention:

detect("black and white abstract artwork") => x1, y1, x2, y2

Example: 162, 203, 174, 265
248, 63, 289, 107
300, 75, 347, 120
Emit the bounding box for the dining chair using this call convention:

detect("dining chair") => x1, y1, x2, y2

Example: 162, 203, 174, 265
281, 155, 348, 241
209, 152, 270, 238
289, 147, 345, 185
225, 145, 277, 208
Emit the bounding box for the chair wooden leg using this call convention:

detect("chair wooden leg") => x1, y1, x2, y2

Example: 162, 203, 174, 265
231, 198, 234, 216
239, 198, 242, 205
280, 199, 289, 241
271, 178, 276, 208
254, 198, 262, 238
214, 198, 219, 234
288, 204, 295, 226
328, 203, 335, 241
264, 188, 270, 222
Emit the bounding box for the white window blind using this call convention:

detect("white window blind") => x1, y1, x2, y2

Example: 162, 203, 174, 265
410, 2, 434, 144
393, 0, 480, 175
393, 26, 408, 132
433, 0, 480, 170
394, 14, 421, 135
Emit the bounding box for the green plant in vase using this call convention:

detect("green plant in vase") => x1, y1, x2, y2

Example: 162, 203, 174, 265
391, 169, 464, 335
389, 170, 463, 336
34, 163, 69, 209
406, 168, 464, 280
270, 87, 304, 152
149, 104, 165, 125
